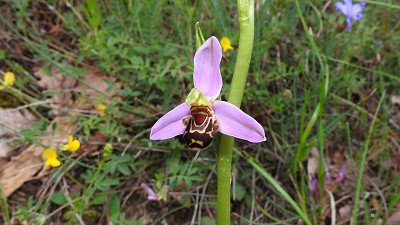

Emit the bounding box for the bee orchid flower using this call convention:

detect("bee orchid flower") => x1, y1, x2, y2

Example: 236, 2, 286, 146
150, 36, 266, 149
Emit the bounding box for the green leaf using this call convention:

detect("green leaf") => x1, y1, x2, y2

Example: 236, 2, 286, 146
39, 202, 50, 214
234, 183, 246, 201
166, 152, 180, 175
188, 175, 203, 181
81, 169, 95, 183
27, 196, 33, 208
125, 219, 143, 225
108, 194, 120, 221
98, 178, 120, 190
85, 0, 96, 11
90, 195, 106, 205
50, 193, 67, 206
200, 217, 216, 225
195, 22, 205, 49
0, 50, 5, 59
117, 164, 131, 176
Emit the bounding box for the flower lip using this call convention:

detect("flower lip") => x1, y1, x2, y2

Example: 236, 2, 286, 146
193, 36, 222, 100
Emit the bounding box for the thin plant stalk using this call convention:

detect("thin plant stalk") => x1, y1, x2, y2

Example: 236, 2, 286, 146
352, 91, 386, 224
217, 0, 254, 224
233, 148, 313, 225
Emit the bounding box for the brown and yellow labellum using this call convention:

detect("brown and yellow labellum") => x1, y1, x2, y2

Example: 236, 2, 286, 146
183, 105, 218, 150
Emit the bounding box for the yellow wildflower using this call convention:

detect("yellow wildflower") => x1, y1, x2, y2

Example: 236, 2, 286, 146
0, 71, 15, 90
62, 135, 81, 151
4, 72, 15, 85
97, 103, 106, 117
220, 37, 233, 53
43, 148, 61, 167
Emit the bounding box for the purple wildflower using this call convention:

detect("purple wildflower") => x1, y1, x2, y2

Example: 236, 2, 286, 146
334, 166, 346, 183
140, 183, 159, 201
335, 0, 366, 31
311, 164, 346, 193
150, 36, 266, 149
311, 176, 318, 193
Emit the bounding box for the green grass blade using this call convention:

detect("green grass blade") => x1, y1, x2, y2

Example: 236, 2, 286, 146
0, 186, 11, 224
234, 148, 312, 225
352, 91, 386, 224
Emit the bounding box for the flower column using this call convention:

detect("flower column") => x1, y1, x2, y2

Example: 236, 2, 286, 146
217, 0, 255, 225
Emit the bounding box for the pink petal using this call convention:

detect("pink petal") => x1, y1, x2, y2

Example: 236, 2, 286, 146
213, 101, 266, 142
150, 103, 190, 140
148, 195, 159, 201
140, 183, 159, 201
193, 36, 222, 100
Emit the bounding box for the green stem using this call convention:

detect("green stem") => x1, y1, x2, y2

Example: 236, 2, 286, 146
352, 91, 386, 225
217, 1, 254, 225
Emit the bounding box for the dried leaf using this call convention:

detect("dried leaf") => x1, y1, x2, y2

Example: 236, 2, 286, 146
33, 66, 77, 116
307, 147, 319, 191
0, 116, 76, 197
391, 96, 400, 105
34, 66, 76, 91
80, 70, 113, 99
0, 145, 42, 197
0, 108, 37, 157
74, 68, 118, 109
338, 205, 352, 220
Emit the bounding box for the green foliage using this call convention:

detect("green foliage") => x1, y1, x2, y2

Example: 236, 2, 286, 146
81, 169, 120, 192
168, 161, 204, 187
50, 193, 68, 206
81, 0, 101, 31
4, 0, 30, 30
104, 154, 137, 176
112, 214, 143, 225
14, 196, 49, 225
201, 216, 216, 225
108, 194, 120, 221
0, 187, 10, 224
234, 183, 246, 201
165, 152, 204, 187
